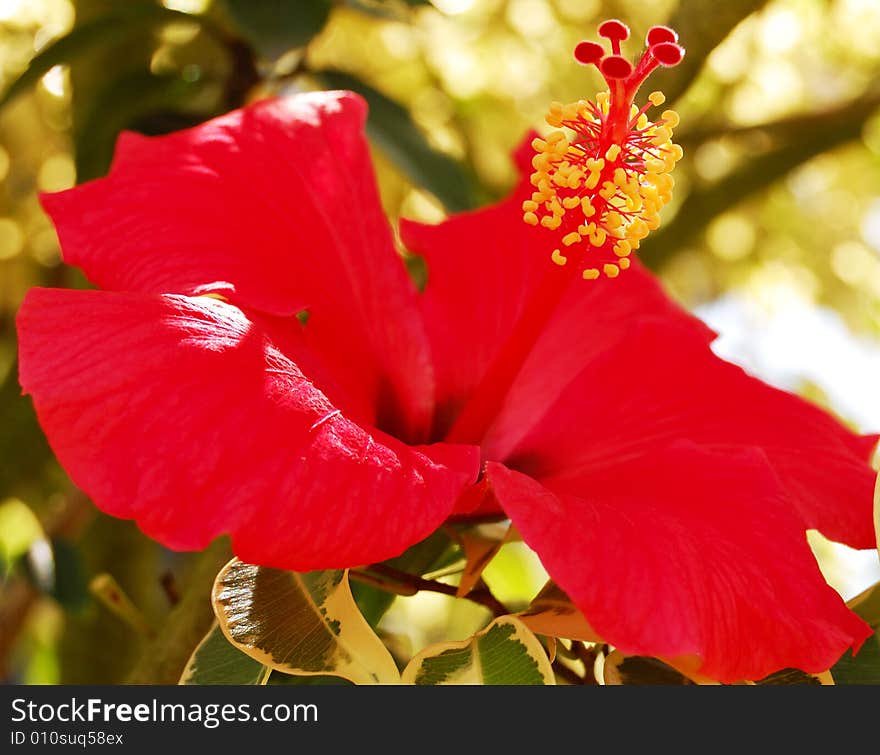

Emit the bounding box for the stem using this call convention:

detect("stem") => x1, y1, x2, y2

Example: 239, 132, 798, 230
352, 563, 510, 618
125, 538, 231, 684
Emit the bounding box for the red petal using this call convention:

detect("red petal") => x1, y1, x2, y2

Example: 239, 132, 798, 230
41, 91, 435, 440
401, 189, 710, 438
17, 288, 479, 570
493, 319, 878, 549
487, 447, 871, 683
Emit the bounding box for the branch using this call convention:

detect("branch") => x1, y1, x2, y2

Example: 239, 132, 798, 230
651, 0, 771, 105
125, 538, 231, 684
351, 563, 510, 618
640, 87, 880, 268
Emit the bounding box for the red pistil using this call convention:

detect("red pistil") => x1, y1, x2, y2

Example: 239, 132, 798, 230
448, 20, 685, 447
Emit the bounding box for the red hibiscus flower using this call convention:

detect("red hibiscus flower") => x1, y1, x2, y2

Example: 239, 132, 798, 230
16, 21, 878, 683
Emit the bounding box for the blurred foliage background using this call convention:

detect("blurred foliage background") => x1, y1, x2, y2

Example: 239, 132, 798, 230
1, 0, 879, 684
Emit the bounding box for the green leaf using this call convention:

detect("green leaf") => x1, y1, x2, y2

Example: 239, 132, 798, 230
315, 69, 476, 213
651, 0, 771, 105
345, 0, 432, 19
351, 529, 453, 627
832, 580, 880, 684
222, 0, 332, 58
756, 668, 832, 685
401, 616, 555, 685
603, 651, 695, 686
49, 539, 89, 610
832, 635, 880, 685
74, 71, 204, 181
0, 4, 200, 110
212, 559, 400, 684
180, 623, 270, 685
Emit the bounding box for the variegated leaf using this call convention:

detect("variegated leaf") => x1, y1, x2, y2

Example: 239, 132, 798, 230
213, 560, 400, 685
603, 651, 695, 685
180, 623, 269, 685
756, 668, 833, 685
401, 616, 554, 685
832, 579, 880, 684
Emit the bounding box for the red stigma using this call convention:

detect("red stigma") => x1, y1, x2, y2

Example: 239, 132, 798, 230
601, 55, 634, 80
597, 19, 630, 55
598, 19, 630, 41
651, 42, 685, 67
574, 41, 604, 66
646, 25, 679, 46
572, 18, 685, 109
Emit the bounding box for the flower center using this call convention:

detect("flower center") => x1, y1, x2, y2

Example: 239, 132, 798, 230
522, 20, 685, 280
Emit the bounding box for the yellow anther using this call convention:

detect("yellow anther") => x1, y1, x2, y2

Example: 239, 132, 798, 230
661, 109, 680, 128
651, 127, 671, 145
627, 218, 648, 240
599, 181, 618, 200
527, 85, 683, 277
581, 197, 596, 217
562, 103, 580, 121
614, 240, 631, 257
655, 173, 674, 193
532, 153, 551, 171
644, 212, 661, 230
625, 194, 643, 212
